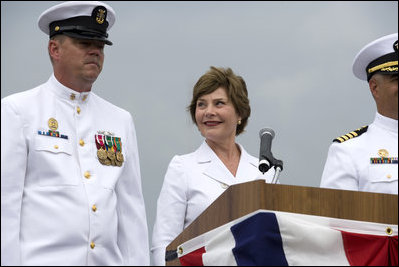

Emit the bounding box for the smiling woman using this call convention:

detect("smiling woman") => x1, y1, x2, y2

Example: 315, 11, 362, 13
189, 66, 251, 137
195, 87, 241, 147
150, 66, 275, 266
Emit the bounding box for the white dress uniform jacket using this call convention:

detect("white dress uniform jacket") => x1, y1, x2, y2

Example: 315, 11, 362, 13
1, 74, 150, 266
151, 141, 275, 265
320, 112, 398, 194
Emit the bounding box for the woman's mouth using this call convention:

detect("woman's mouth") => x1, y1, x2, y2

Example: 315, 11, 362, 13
204, 121, 221, 126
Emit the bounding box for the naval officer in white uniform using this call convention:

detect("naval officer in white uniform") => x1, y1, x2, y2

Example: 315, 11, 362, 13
151, 66, 275, 265
1, 1, 150, 265
320, 33, 398, 194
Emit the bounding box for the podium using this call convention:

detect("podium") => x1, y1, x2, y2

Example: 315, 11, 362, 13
165, 180, 398, 266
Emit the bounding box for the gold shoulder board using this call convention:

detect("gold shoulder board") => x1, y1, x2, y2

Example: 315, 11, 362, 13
333, 126, 368, 143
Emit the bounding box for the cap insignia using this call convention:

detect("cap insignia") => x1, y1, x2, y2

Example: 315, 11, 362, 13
394, 40, 398, 53
93, 6, 107, 25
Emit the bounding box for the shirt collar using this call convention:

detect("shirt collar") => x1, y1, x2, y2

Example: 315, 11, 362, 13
48, 73, 91, 104
374, 112, 398, 133
196, 140, 255, 166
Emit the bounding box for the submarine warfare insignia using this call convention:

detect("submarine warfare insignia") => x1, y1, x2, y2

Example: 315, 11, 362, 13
95, 132, 124, 167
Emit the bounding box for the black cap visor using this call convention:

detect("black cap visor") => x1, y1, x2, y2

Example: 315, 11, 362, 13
62, 31, 113, 45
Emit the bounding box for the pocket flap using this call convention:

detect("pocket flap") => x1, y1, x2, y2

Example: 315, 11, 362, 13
35, 135, 72, 155
369, 164, 398, 183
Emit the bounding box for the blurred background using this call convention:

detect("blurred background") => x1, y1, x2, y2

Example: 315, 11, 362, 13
2, 1, 398, 263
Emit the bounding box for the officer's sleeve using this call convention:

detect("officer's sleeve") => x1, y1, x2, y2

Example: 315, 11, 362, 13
115, 114, 150, 265
1, 99, 26, 265
320, 142, 358, 190
151, 155, 187, 266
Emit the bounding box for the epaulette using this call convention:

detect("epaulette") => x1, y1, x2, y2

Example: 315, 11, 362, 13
333, 126, 368, 143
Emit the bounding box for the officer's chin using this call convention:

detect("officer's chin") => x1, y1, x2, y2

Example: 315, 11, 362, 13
83, 71, 101, 84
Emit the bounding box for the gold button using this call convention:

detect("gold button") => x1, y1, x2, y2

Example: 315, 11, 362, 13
84, 171, 91, 179
92, 204, 97, 212
82, 95, 87, 101
79, 139, 85, 146
70, 94, 76, 100
90, 242, 95, 249
77, 106, 81, 114
55, 26, 60, 31
54, 145, 59, 149
386, 227, 393, 235
387, 174, 392, 179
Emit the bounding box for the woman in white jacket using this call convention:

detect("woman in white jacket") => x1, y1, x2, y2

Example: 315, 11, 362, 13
151, 66, 274, 265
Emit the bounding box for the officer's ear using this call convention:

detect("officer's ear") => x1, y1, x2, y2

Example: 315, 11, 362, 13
368, 75, 379, 101
48, 35, 66, 63
48, 40, 60, 63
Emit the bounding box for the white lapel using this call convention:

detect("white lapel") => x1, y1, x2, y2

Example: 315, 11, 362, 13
195, 141, 261, 187
196, 141, 234, 187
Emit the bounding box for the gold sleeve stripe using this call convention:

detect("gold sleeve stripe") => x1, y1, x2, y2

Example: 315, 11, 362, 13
345, 133, 354, 139
337, 137, 345, 143
368, 61, 398, 73
350, 131, 358, 137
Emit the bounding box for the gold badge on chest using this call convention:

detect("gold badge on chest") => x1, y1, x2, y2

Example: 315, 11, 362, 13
370, 148, 398, 164
48, 118, 58, 130
37, 118, 68, 140
95, 131, 124, 167
378, 149, 389, 158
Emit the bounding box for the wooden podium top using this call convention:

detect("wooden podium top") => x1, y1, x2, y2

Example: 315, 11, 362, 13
166, 181, 398, 265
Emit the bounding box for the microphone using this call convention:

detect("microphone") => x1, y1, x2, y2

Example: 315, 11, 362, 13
258, 128, 275, 174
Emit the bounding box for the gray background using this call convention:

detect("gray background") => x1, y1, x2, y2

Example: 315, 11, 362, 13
2, 1, 398, 262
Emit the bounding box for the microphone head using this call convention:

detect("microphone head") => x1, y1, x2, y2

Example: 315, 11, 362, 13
259, 128, 275, 139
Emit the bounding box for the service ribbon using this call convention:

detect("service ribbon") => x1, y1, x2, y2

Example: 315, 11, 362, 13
370, 157, 398, 164
105, 135, 114, 152
95, 134, 106, 150
114, 137, 122, 152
